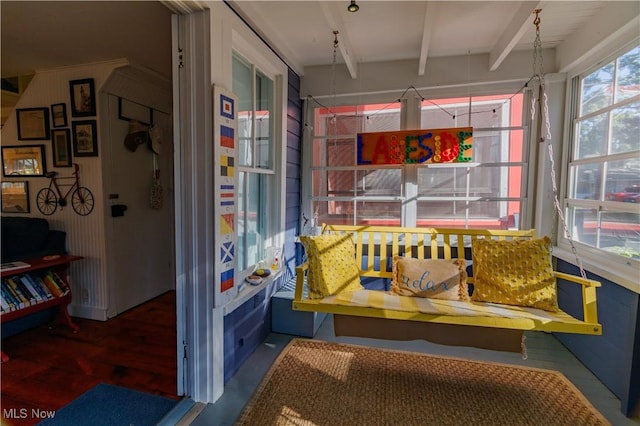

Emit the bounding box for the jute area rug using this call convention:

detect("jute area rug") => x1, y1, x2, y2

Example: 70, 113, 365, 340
236, 338, 609, 426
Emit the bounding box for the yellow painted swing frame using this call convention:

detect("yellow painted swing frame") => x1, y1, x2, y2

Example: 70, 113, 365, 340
292, 225, 602, 335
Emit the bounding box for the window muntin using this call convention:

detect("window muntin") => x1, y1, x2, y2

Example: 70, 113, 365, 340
233, 52, 276, 270
566, 43, 640, 261
418, 165, 522, 199
255, 69, 274, 169
308, 93, 527, 229
568, 207, 640, 257
421, 94, 524, 129
611, 101, 639, 155
416, 200, 522, 229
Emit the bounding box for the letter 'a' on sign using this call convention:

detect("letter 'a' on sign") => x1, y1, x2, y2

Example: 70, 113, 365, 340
357, 127, 473, 166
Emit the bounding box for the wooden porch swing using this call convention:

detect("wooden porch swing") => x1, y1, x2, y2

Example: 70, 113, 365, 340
291, 11, 602, 354
292, 225, 601, 353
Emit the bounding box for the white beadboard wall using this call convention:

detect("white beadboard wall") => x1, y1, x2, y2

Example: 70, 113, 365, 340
1, 59, 129, 320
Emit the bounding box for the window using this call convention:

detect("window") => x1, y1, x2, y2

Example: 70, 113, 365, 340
565, 44, 640, 262
419, 94, 526, 228
233, 53, 277, 270
308, 93, 527, 229
309, 103, 402, 226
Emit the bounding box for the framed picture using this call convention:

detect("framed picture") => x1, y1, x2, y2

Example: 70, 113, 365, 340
72, 120, 98, 157
16, 107, 50, 140
1, 145, 46, 177
52, 128, 73, 167
51, 103, 68, 127
69, 78, 96, 117
1, 181, 30, 213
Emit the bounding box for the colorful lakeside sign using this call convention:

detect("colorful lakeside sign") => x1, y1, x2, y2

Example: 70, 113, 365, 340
357, 127, 473, 165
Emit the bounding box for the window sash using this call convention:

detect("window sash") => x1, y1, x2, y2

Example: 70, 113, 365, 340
562, 43, 640, 265
308, 93, 528, 229
233, 51, 279, 271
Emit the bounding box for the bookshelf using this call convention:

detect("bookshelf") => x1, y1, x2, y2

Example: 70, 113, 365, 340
1, 254, 82, 362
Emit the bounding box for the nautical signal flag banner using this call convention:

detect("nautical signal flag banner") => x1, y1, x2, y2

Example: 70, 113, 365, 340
220, 95, 234, 120
220, 268, 234, 292
357, 127, 473, 165
220, 125, 235, 148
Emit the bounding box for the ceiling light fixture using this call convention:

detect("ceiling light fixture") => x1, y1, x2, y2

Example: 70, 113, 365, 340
348, 1, 359, 12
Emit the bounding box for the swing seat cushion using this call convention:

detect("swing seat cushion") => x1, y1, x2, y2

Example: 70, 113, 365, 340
391, 257, 469, 301
471, 236, 558, 312
299, 234, 363, 299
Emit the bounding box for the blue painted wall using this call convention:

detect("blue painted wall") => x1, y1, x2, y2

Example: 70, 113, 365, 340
223, 67, 302, 382
283, 68, 303, 283
555, 259, 639, 417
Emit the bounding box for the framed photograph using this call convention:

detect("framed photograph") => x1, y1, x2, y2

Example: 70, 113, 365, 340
16, 107, 50, 140
72, 120, 98, 157
1, 181, 30, 213
52, 128, 73, 167
51, 103, 68, 127
69, 78, 96, 117
1, 145, 46, 177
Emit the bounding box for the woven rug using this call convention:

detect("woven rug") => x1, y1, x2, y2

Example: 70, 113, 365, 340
236, 339, 609, 426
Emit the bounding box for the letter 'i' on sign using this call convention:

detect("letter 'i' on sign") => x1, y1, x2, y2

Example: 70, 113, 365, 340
357, 127, 473, 165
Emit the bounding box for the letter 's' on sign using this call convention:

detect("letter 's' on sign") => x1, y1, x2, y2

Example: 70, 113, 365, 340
357, 127, 473, 165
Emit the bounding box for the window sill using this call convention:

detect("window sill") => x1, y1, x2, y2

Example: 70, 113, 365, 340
553, 245, 640, 294
222, 269, 282, 316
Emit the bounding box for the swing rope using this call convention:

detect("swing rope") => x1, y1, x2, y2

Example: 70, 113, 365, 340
531, 9, 587, 280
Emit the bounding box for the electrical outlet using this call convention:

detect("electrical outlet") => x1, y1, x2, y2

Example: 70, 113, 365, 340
80, 287, 89, 303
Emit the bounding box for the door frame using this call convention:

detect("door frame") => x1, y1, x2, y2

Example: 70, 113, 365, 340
171, 7, 224, 402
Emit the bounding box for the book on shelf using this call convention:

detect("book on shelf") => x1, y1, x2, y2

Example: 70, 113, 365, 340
0, 290, 13, 312
0, 295, 9, 312
30, 275, 54, 300
4, 278, 28, 308
24, 274, 52, 300
40, 273, 64, 298
18, 275, 43, 303
51, 271, 70, 294
1, 282, 18, 311
12, 276, 37, 306
1, 261, 31, 272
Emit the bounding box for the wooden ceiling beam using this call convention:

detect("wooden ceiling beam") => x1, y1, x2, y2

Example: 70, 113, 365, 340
418, 2, 437, 76
319, 2, 358, 79
489, 1, 543, 71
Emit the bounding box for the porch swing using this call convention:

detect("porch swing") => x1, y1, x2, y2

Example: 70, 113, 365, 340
292, 11, 601, 353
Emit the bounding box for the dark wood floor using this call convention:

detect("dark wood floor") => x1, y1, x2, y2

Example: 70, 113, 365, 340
1, 290, 179, 426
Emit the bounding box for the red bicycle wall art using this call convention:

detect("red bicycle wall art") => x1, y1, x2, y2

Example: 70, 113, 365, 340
36, 163, 94, 216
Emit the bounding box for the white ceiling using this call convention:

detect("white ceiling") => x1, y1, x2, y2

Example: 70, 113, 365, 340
0, 1, 630, 80
227, 0, 611, 77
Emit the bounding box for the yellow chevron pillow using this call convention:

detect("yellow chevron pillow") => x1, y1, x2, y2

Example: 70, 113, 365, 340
300, 234, 363, 299
391, 257, 469, 301
471, 236, 558, 312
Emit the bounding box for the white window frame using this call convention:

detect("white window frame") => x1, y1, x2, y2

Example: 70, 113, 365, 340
557, 40, 640, 293
232, 28, 287, 280
303, 90, 531, 230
